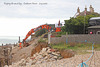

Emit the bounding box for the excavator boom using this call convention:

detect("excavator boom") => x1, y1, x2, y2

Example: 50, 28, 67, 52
23, 24, 51, 42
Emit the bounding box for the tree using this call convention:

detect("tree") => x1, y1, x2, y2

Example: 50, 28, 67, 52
62, 14, 100, 34
35, 28, 47, 37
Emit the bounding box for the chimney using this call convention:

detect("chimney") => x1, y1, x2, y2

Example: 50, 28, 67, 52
77, 7, 80, 13
58, 20, 60, 26
90, 5, 94, 13
85, 6, 87, 12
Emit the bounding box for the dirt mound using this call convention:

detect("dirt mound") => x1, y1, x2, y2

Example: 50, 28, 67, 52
31, 42, 48, 56
60, 50, 75, 58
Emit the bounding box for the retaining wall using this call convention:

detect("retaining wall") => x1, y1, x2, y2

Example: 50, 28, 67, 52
50, 34, 100, 44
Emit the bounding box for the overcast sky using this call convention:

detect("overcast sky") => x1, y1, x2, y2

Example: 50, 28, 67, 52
0, 0, 100, 36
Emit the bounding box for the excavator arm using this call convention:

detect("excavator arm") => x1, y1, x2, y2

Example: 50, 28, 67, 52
23, 24, 51, 42
23, 29, 34, 41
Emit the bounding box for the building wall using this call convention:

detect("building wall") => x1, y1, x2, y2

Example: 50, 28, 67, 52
50, 35, 66, 44
88, 28, 100, 34
50, 34, 100, 44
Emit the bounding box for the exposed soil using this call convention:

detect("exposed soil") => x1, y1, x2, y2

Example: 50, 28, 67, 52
31, 42, 48, 56
60, 50, 75, 58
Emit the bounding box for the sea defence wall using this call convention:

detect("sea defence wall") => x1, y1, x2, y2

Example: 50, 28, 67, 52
0, 45, 12, 67
50, 34, 100, 44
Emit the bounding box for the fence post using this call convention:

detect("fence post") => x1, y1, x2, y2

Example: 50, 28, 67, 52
18, 36, 20, 43
66, 32, 68, 44
48, 32, 51, 44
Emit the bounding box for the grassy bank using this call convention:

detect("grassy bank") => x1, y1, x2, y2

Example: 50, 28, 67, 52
50, 43, 100, 54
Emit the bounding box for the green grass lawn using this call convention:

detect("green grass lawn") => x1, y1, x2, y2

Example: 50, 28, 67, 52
50, 43, 100, 55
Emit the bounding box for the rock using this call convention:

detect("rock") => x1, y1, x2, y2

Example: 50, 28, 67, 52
49, 54, 54, 58
26, 57, 30, 61
44, 56, 48, 60
31, 59, 37, 65
33, 54, 37, 57
53, 56, 58, 59
42, 52, 48, 58
41, 48, 47, 53
19, 59, 26, 66
37, 54, 43, 59
29, 59, 32, 62
8, 65, 12, 67
26, 63, 30, 66
4, 65, 8, 67
27, 60, 32, 66
35, 60, 42, 64
43, 52, 48, 56
46, 59, 51, 62
47, 49, 52, 54
52, 52, 59, 56
50, 49, 55, 52
18, 59, 25, 64
38, 51, 42, 55
50, 58, 56, 61
56, 52, 60, 54
46, 54, 51, 59
35, 53, 39, 56
30, 57, 35, 60
57, 56, 63, 60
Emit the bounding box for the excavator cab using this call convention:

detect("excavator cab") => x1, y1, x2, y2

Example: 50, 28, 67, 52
22, 39, 30, 47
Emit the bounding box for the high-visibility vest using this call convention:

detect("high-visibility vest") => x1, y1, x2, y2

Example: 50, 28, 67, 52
19, 42, 22, 48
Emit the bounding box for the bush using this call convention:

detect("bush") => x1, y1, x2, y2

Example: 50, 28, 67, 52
35, 28, 47, 37
57, 32, 66, 35
56, 34, 61, 37
51, 32, 66, 37
69, 43, 76, 47
38, 38, 46, 43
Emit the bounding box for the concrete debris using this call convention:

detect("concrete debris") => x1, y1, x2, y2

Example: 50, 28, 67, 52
5, 47, 62, 67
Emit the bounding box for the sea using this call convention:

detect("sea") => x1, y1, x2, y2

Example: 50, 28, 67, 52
0, 36, 25, 46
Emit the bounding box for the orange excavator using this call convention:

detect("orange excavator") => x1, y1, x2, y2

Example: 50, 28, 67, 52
23, 21, 62, 42
19, 24, 52, 47
19, 21, 62, 48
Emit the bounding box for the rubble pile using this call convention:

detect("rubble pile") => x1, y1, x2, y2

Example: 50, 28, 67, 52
31, 42, 48, 56
5, 47, 62, 67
